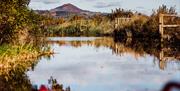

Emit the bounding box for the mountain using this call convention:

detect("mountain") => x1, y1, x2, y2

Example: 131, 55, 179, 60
35, 3, 101, 18
50, 3, 99, 17
51, 3, 84, 13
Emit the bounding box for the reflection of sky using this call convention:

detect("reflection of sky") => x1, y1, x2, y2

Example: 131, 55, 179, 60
27, 37, 180, 91
29, 0, 180, 15
48, 37, 100, 41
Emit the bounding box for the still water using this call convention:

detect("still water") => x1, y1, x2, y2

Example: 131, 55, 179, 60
27, 37, 180, 91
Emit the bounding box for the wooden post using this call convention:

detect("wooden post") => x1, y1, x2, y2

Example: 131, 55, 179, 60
80, 20, 82, 31
117, 18, 119, 29
115, 18, 118, 29
159, 14, 164, 42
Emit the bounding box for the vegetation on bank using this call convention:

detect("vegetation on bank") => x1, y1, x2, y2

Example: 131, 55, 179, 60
43, 14, 113, 36
0, 0, 53, 83
0, 44, 51, 60
0, 44, 40, 91
111, 5, 180, 38
0, 44, 52, 73
0, 0, 52, 60
0, 44, 54, 91
42, 5, 179, 40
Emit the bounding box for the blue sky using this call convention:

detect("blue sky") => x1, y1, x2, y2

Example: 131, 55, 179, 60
29, 0, 180, 15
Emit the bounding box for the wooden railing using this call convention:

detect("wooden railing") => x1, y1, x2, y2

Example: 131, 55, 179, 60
159, 14, 180, 41
114, 17, 132, 29
74, 20, 89, 31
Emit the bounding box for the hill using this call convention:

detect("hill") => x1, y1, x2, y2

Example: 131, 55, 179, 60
35, 3, 101, 18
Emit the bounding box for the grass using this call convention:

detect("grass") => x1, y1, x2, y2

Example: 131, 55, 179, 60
44, 17, 114, 37
0, 44, 53, 77
0, 44, 38, 59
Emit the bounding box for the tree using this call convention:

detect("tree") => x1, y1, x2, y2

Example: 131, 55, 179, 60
0, 0, 44, 44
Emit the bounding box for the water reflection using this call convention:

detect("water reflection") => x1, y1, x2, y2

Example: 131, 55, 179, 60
47, 37, 180, 70
27, 37, 180, 91
0, 50, 69, 91
0, 37, 179, 91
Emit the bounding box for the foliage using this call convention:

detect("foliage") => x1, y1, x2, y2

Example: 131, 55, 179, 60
108, 8, 134, 20
114, 5, 179, 39
0, 0, 45, 44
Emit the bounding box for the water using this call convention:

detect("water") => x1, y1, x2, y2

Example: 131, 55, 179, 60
27, 37, 180, 91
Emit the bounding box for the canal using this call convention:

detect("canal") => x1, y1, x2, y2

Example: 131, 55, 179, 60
26, 37, 180, 91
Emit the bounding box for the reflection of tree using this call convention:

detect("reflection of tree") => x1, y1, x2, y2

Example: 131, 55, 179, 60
48, 37, 180, 70
0, 58, 71, 91
159, 43, 180, 70
0, 74, 32, 91
48, 76, 71, 91
114, 38, 180, 70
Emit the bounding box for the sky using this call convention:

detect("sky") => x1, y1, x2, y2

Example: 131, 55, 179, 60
29, 0, 180, 15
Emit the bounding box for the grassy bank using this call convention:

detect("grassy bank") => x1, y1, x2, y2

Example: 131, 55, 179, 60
44, 15, 113, 37
0, 0, 52, 76
0, 0, 54, 77
0, 44, 53, 76
0, 44, 54, 91
0, 44, 39, 61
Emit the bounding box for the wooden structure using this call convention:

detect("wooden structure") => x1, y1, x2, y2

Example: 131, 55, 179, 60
159, 47, 180, 70
159, 14, 180, 41
115, 17, 132, 29
75, 20, 89, 31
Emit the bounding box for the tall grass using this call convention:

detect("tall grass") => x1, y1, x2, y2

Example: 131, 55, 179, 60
44, 15, 114, 36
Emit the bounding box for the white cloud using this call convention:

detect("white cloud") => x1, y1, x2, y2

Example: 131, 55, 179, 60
94, 2, 121, 8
